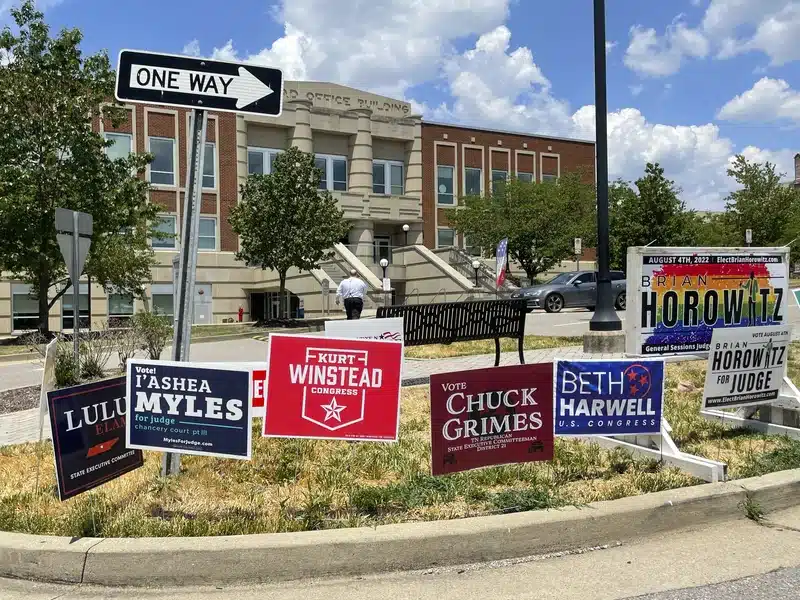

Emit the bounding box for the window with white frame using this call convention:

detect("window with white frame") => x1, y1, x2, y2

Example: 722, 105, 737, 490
541, 173, 558, 182
437, 165, 455, 205
437, 228, 455, 248
11, 283, 38, 331
62, 283, 90, 331
152, 215, 176, 249
465, 167, 482, 196
203, 142, 215, 188
315, 154, 348, 191
151, 283, 174, 318
491, 169, 508, 195
372, 160, 404, 195
198, 217, 216, 250
148, 137, 175, 185
108, 292, 134, 325
247, 147, 281, 175
105, 132, 132, 161
517, 171, 534, 183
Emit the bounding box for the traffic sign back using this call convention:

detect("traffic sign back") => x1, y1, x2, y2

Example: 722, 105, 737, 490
115, 50, 283, 117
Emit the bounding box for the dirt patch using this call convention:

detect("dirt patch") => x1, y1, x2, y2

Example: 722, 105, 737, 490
0, 385, 40, 415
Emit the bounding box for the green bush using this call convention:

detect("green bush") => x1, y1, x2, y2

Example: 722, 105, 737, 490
132, 311, 172, 360
54, 341, 79, 388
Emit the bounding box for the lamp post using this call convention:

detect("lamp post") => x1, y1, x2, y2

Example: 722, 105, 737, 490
472, 259, 481, 287
402, 223, 410, 246
588, 0, 622, 334
380, 258, 389, 305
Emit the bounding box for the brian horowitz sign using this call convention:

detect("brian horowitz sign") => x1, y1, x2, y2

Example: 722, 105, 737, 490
115, 50, 283, 116
126, 360, 252, 459
702, 325, 790, 409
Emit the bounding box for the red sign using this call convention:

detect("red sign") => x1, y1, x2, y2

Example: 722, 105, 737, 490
263, 334, 403, 441
252, 369, 266, 408
430, 363, 554, 475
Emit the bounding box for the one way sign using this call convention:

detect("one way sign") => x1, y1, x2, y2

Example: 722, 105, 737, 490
115, 50, 283, 117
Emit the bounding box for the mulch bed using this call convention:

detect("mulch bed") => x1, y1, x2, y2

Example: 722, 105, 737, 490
0, 385, 40, 415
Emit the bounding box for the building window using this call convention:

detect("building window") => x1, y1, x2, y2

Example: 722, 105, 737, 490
465, 167, 482, 196
464, 235, 481, 257
11, 283, 38, 332
492, 169, 508, 195
62, 283, 90, 331
108, 292, 134, 326
372, 160, 404, 195
105, 132, 132, 161
542, 174, 558, 182
437, 228, 455, 248
148, 137, 175, 185
198, 217, 216, 250
152, 215, 176, 249
203, 142, 215, 188
315, 154, 348, 191
517, 171, 534, 183
437, 165, 455, 205
247, 147, 281, 175
151, 284, 174, 318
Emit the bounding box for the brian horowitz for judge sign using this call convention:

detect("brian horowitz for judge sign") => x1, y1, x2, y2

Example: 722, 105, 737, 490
263, 334, 403, 442
429, 363, 554, 476
703, 325, 790, 409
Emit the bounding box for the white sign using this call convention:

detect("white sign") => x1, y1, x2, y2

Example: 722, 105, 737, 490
746, 229, 753, 244
37, 338, 58, 440
574, 237, 582, 255
325, 317, 404, 343
702, 325, 790, 410
382, 278, 391, 292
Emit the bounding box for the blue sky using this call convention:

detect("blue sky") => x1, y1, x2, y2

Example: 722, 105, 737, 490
4, 0, 799, 209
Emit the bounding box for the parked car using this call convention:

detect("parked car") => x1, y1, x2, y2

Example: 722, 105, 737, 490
511, 270, 626, 313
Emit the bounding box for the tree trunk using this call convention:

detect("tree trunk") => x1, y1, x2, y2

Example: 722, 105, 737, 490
278, 271, 287, 319
37, 271, 50, 336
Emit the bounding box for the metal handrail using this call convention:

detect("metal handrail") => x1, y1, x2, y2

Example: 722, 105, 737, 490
402, 287, 420, 305
430, 288, 447, 304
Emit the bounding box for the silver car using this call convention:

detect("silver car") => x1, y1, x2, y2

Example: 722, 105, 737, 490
511, 271, 627, 313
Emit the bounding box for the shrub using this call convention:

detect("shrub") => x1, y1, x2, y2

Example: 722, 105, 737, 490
112, 324, 140, 371
79, 330, 113, 380
132, 311, 172, 360
53, 340, 79, 388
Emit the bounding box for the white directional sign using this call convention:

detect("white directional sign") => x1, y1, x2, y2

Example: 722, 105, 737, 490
116, 50, 283, 117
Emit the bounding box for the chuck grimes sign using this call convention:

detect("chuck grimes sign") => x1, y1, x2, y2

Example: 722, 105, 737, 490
263, 334, 403, 442
703, 325, 790, 410
429, 363, 554, 476
126, 360, 252, 460
555, 360, 665, 436
48, 377, 144, 501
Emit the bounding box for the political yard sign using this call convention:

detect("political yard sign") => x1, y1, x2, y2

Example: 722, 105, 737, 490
263, 334, 403, 442
48, 377, 143, 501
324, 316, 404, 343
126, 360, 252, 460
626, 247, 789, 356
555, 360, 664, 436
429, 363, 554, 476
703, 325, 790, 410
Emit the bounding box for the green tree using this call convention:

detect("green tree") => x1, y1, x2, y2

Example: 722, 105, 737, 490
0, 2, 160, 334
609, 163, 701, 270
446, 170, 596, 282
723, 155, 800, 250
229, 146, 350, 318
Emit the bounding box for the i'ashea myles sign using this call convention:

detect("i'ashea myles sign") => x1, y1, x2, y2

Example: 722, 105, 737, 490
126, 360, 252, 460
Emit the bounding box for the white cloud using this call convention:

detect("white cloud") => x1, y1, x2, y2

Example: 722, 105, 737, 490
182, 39, 200, 57
737, 146, 797, 180
717, 77, 800, 123
630, 84, 644, 96
624, 18, 710, 77
605, 40, 617, 53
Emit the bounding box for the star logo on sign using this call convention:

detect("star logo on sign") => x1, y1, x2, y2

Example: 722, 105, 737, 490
321, 397, 346, 422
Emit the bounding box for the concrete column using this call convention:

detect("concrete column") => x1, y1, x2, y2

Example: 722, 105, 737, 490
289, 100, 313, 153
405, 115, 423, 207
350, 219, 375, 264
236, 115, 248, 196
348, 108, 373, 196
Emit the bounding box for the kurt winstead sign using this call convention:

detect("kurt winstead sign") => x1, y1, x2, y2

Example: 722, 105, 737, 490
702, 325, 790, 410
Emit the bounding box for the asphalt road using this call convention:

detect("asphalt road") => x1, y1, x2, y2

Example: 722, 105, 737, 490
5, 509, 800, 599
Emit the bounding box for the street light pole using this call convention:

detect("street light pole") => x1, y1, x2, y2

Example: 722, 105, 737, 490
403, 224, 410, 246
589, 0, 622, 333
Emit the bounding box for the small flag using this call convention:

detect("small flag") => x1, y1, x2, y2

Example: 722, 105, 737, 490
496, 238, 509, 287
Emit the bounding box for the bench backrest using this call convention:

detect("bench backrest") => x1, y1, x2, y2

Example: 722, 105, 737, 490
377, 299, 527, 347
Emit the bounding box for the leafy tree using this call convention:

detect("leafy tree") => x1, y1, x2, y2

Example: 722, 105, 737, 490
229, 146, 350, 317
0, 2, 160, 334
723, 155, 800, 251
446, 170, 596, 282
609, 163, 701, 270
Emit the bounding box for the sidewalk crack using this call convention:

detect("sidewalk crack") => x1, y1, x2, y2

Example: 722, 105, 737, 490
80, 538, 106, 584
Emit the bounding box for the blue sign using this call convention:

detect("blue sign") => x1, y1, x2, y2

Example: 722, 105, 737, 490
126, 360, 252, 460
555, 359, 664, 436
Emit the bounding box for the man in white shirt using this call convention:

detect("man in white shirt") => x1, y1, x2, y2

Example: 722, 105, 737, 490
336, 269, 368, 320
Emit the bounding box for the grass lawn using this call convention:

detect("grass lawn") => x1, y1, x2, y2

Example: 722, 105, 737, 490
0, 345, 31, 356
190, 324, 258, 338
4, 356, 800, 538
405, 335, 582, 359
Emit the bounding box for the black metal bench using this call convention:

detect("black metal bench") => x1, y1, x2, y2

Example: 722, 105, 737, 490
377, 299, 527, 366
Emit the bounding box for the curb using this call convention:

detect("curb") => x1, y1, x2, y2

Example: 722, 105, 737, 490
2, 469, 799, 587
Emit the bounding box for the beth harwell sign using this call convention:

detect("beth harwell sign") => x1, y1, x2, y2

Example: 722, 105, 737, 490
115, 50, 283, 116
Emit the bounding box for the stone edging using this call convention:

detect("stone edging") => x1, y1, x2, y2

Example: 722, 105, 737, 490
1, 469, 798, 588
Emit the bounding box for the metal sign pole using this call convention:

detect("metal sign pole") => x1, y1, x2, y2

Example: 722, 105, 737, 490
71, 211, 80, 362
161, 107, 208, 477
